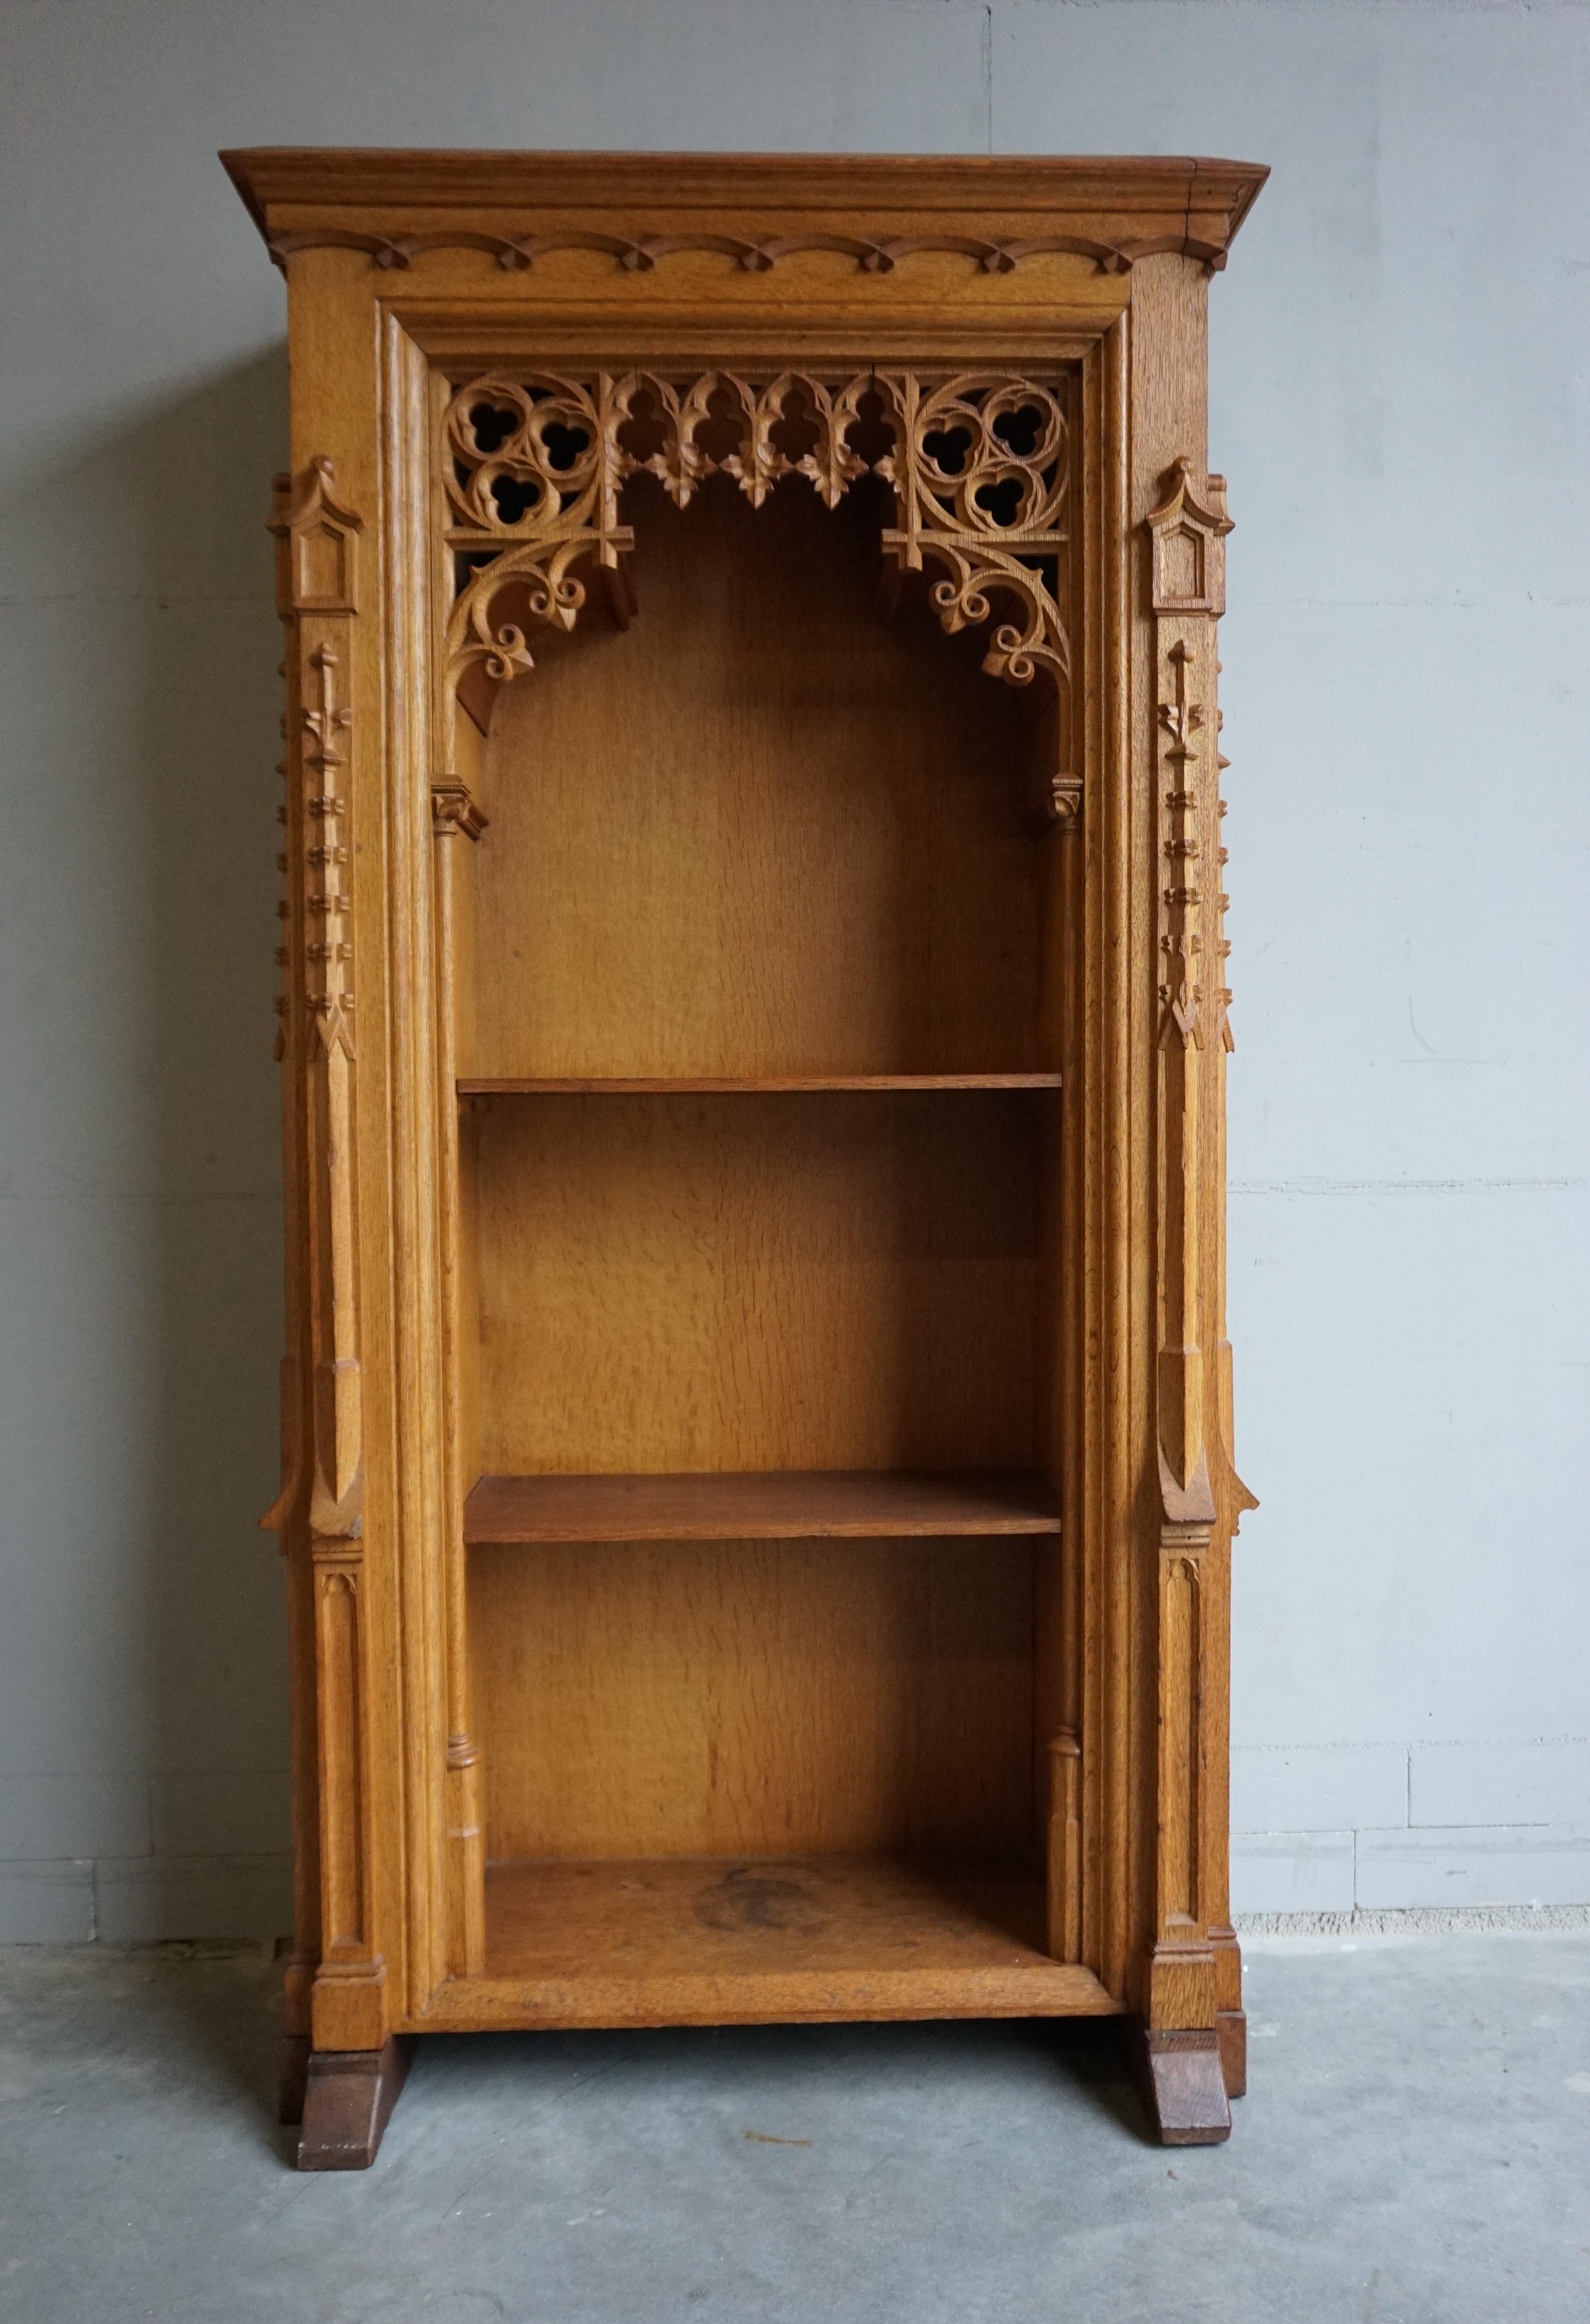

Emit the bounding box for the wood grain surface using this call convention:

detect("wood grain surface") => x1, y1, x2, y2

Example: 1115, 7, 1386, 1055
469, 1536, 1037, 1859
241, 144, 1262, 2138
471, 1087, 1044, 1476
426, 1852, 1122, 2028
464, 1468, 1061, 1541
470, 482, 1045, 1081
459, 1076, 1062, 1094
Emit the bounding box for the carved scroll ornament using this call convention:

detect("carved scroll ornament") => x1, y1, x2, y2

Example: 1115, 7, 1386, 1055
442, 366, 1077, 824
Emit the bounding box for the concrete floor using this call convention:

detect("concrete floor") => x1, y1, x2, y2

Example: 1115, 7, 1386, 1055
1, 1935, 1587, 2323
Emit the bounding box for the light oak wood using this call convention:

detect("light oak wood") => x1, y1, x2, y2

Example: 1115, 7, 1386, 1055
472, 1089, 1044, 1476
460, 1076, 1062, 1093
232, 146, 1265, 2162
469, 479, 1047, 1080
439, 1853, 1122, 2029
470, 1538, 1038, 1860
464, 1469, 1061, 1542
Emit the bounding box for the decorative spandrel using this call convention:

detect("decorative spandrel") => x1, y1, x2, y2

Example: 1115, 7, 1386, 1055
442, 366, 1076, 824
878, 373, 1069, 694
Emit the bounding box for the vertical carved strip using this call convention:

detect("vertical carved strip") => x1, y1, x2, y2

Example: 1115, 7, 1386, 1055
270, 459, 384, 2053
316, 1562, 366, 1950
431, 778, 488, 1979
1143, 457, 1233, 2032
1204, 602, 1254, 2089
264, 476, 320, 2091
1156, 1547, 1202, 1928
1210, 672, 1258, 1527
1046, 1730, 1083, 1964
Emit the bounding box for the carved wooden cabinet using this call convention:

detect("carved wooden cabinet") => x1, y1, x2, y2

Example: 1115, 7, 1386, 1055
225, 149, 1265, 2166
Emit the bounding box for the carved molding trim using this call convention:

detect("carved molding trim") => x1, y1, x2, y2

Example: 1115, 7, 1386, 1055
268, 225, 1187, 278
442, 365, 1076, 821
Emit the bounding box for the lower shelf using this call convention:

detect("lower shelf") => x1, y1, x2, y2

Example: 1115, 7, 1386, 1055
421, 1852, 1120, 2030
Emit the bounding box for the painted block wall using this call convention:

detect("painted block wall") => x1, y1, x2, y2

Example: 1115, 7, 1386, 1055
0, 0, 1586, 1939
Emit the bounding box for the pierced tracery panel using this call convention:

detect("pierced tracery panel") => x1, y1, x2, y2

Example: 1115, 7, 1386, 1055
441, 366, 1077, 818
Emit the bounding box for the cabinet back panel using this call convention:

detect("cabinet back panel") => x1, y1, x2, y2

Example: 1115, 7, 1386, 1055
471, 478, 1043, 1078
474, 1090, 1041, 1475
471, 1539, 1036, 1859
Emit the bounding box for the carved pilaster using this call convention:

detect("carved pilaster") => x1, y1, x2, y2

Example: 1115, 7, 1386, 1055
1143, 457, 1234, 2035
264, 476, 319, 2109
270, 457, 383, 2053
430, 777, 488, 1979
1046, 1730, 1083, 1964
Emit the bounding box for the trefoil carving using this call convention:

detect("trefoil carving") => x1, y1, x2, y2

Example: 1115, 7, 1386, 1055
442, 366, 1076, 824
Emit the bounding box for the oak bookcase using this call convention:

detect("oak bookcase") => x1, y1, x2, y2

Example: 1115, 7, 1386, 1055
225, 148, 1265, 2166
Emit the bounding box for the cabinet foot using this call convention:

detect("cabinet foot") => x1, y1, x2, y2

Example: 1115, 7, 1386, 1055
296, 2036, 415, 2169
1127, 2024, 1233, 2145
1216, 2006, 1247, 2099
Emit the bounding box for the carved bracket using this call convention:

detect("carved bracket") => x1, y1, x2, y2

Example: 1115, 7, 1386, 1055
431, 778, 488, 841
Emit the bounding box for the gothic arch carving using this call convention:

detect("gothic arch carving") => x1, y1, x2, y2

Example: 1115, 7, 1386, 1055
442, 365, 1079, 827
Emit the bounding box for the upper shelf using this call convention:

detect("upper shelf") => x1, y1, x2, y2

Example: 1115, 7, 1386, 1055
458, 1075, 1062, 1095
465, 1469, 1062, 1543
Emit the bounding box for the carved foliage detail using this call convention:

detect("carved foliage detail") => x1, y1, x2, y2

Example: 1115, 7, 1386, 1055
443, 367, 1074, 812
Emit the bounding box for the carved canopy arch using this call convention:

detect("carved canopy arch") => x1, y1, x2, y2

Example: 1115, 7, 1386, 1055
442, 365, 1079, 826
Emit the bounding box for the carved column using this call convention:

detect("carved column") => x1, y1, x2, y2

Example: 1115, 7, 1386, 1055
430, 776, 488, 1979
1137, 456, 1237, 2136
264, 474, 317, 2121
270, 458, 385, 2057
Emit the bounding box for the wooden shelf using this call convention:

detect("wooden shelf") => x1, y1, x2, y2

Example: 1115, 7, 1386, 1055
458, 1074, 1062, 1094
464, 1469, 1062, 1543
421, 1853, 1119, 2031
